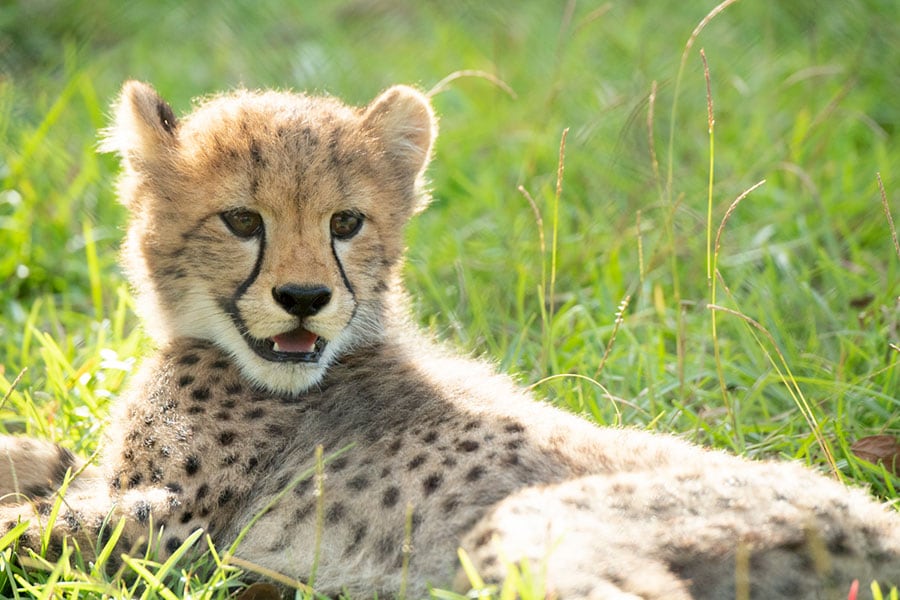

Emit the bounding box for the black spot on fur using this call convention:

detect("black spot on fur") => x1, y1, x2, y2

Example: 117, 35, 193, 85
291, 476, 313, 496
301, 127, 319, 147
457, 440, 480, 452
215, 410, 232, 421
165, 481, 183, 494
380, 467, 391, 478
347, 474, 370, 491
46, 536, 64, 558
407, 454, 427, 470
244, 407, 265, 420
217, 488, 234, 506
218, 431, 236, 446
504, 422, 525, 434
474, 528, 496, 548
35, 501, 52, 516
422, 431, 438, 443
423, 473, 443, 495
442, 495, 460, 513
128, 472, 143, 488
221, 454, 239, 467
328, 456, 349, 472
212, 359, 230, 370
382, 486, 400, 508
344, 522, 368, 556
134, 501, 151, 524
98, 523, 113, 546
150, 467, 164, 483
63, 511, 81, 532
441, 456, 457, 467
826, 531, 850, 555
466, 466, 486, 482
188, 405, 205, 415
185, 455, 201, 475
326, 502, 345, 524
165, 536, 182, 555
388, 439, 402, 455
179, 354, 200, 365
180, 512, 193, 524
506, 438, 524, 450
178, 374, 195, 387
249, 139, 264, 166
226, 383, 243, 395
265, 423, 286, 436
294, 500, 316, 521
196, 484, 209, 501
463, 420, 481, 431
503, 453, 520, 466
191, 387, 210, 401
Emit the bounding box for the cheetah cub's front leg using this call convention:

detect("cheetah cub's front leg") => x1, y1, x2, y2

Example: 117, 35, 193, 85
0, 435, 179, 564
0, 436, 94, 503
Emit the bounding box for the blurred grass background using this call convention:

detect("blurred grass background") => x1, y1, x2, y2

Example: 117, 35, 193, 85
0, 0, 899, 595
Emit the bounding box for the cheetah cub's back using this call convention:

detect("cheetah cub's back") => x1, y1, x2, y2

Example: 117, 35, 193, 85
0, 82, 896, 599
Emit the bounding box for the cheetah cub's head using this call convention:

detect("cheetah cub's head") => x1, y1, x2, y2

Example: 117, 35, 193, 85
102, 82, 436, 395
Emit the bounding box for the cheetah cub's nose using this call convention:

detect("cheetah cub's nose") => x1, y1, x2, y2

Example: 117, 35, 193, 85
272, 284, 332, 318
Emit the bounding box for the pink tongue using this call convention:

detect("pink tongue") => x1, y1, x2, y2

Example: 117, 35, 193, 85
271, 328, 319, 353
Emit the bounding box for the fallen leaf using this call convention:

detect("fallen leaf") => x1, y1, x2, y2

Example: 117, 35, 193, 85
850, 435, 900, 475
236, 582, 282, 600
849, 294, 874, 309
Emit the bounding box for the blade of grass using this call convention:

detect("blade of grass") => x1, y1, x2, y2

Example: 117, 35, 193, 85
709, 302, 840, 477
664, 0, 741, 398
876, 173, 900, 261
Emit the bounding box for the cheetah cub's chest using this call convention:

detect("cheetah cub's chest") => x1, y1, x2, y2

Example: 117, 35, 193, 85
107, 337, 600, 586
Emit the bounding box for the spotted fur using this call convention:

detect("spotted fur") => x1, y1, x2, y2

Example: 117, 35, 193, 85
0, 82, 897, 599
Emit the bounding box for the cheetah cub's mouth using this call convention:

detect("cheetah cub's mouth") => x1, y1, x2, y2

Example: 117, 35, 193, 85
246, 325, 328, 363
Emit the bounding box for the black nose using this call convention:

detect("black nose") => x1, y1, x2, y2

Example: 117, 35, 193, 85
272, 285, 332, 317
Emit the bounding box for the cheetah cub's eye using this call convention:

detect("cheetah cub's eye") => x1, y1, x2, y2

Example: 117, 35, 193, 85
222, 209, 263, 238
330, 211, 364, 240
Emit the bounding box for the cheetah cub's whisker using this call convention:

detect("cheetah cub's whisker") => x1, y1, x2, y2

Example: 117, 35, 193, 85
0, 82, 897, 599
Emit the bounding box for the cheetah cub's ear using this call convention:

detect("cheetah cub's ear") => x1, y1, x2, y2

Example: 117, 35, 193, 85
362, 85, 437, 188
100, 80, 178, 168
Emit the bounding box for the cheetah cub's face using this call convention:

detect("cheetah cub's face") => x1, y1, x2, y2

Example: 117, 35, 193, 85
102, 82, 435, 395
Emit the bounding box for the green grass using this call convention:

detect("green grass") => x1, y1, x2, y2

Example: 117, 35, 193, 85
1, 0, 899, 597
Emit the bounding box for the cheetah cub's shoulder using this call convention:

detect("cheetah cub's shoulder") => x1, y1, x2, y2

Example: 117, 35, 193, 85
0, 82, 897, 600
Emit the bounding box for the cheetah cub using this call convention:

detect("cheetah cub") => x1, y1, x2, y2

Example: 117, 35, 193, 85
1, 82, 898, 599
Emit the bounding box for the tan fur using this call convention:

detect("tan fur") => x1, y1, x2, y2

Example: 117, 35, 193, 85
0, 82, 897, 598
